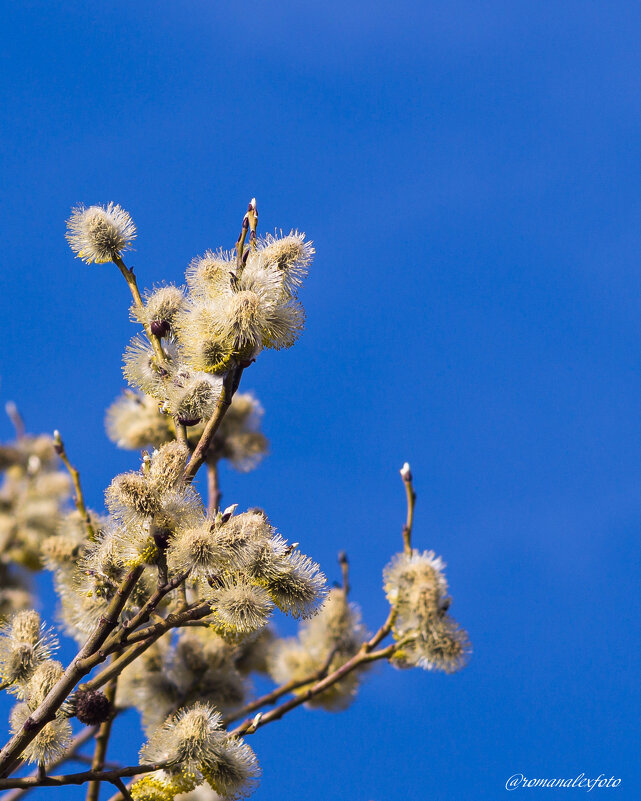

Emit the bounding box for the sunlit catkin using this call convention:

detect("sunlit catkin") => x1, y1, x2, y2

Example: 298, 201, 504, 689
66, 202, 136, 264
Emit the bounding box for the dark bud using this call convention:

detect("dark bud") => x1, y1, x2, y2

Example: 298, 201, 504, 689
75, 689, 111, 725
53, 443, 64, 456
177, 416, 201, 426
238, 359, 254, 369
150, 319, 170, 337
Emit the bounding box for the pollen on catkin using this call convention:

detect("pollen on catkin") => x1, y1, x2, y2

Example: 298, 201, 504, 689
66, 203, 136, 264
261, 548, 326, 619
209, 580, 274, 635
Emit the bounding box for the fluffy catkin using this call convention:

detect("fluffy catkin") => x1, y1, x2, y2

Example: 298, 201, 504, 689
66, 203, 136, 263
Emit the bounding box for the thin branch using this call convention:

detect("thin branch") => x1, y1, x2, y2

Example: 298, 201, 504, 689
86, 672, 118, 801
110, 778, 134, 801
111, 568, 190, 648
223, 646, 340, 726
2, 726, 99, 801
207, 461, 221, 515
400, 462, 416, 555
5, 402, 25, 439
183, 369, 240, 482
0, 762, 167, 791
112, 256, 164, 364
0, 566, 144, 777
231, 643, 396, 737
81, 601, 211, 693
236, 199, 257, 272
53, 430, 96, 542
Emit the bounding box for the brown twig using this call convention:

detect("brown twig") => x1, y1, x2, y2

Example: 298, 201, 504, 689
53, 430, 96, 542
0, 566, 144, 777
2, 726, 99, 801
112, 569, 191, 648
85, 672, 118, 801
223, 646, 339, 727
112, 256, 164, 364
183, 369, 240, 482
231, 616, 398, 737
207, 461, 221, 515
400, 462, 416, 555
231, 643, 396, 737
80, 601, 212, 693
0, 762, 167, 791
110, 778, 134, 801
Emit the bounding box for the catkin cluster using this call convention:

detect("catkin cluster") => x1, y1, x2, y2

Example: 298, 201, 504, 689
0, 201, 469, 798
383, 550, 470, 672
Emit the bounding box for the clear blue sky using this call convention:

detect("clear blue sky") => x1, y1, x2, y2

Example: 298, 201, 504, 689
1, 2, 640, 799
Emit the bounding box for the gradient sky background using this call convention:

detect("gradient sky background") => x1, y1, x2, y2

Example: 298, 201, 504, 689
1, 2, 640, 799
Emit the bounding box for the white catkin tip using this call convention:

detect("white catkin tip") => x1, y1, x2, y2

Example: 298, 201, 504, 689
250, 197, 257, 209
5, 401, 17, 415
400, 462, 412, 480
53, 430, 60, 439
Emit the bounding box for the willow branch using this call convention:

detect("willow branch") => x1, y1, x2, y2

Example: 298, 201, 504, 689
81, 601, 211, 693
111, 778, 134, 801
400, 462, 416, 554
53, 430, 96, 542
223, 645, 340, 726
231, 615, 397, 736
2, 726, 99, 801
0, 566, 144, 777
231, 642, 396, 737
110, 569, 191, 648
112, 256, 164, 364
0, 762, 167, 791
85, 673, 118, 801
183, 369, 240, 482
338, 552, 350, 595
235, 199, 257, 272
207, 461, 221, 515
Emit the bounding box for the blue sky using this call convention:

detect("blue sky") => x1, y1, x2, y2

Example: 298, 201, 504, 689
1, 1, 640, 799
